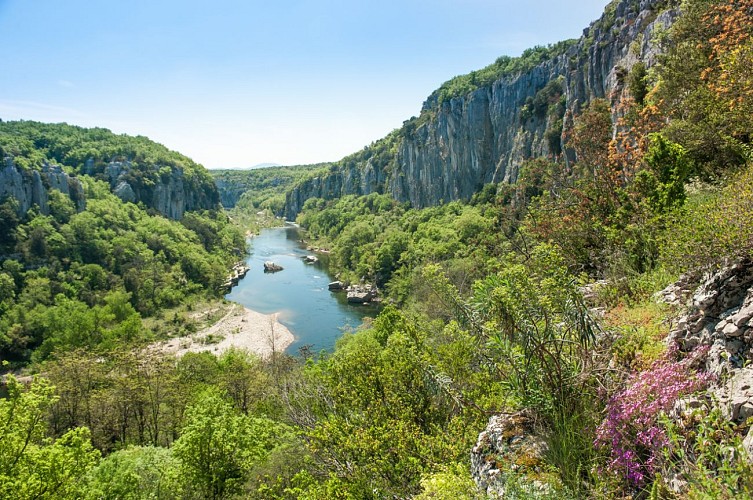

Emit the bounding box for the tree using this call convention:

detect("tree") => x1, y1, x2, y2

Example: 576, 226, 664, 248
172, 388, 286, 499
656, 0, 753, 173
0, 375, 100, 499
48, 189, 76, 224
423, 244, 601, 490
627, 62, 648, 106
0, 197, 20, 252
84, 446, 182, 500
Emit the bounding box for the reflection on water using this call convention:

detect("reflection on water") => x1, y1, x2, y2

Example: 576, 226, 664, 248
225, 225, 378, 354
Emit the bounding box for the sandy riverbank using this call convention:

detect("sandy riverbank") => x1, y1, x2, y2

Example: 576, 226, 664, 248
157, 303, 294, 358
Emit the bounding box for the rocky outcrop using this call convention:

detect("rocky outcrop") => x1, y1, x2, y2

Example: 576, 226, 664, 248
662, 259, 753, 459
471, 412, 551, 498
284, 0, 678, 219
222, 262, 250, 291
665, 259, 753, 376
0, 160, 86, 216
0, 157, 218, 221
97, 160, 219, 220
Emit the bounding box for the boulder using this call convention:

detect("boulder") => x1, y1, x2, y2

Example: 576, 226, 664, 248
303, 255, 318, 264
471, 412, 551, 498
346, 284, 377, 303
263, 261, 283, 273
347, 290, 374, 304
328, 281, 345, 291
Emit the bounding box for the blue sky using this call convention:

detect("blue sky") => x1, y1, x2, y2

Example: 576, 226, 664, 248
0, 0, 608, 168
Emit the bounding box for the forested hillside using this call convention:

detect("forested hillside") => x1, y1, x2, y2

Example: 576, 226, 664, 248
3, 0, 753, 498
286, 0, 753, 496
0, 122, 245, 367
211, 164, 327, 211
0, 121, 220, 219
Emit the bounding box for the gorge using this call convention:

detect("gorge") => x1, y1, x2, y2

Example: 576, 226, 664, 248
3, 0, 753, 497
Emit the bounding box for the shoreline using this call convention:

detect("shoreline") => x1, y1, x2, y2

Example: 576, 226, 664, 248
156, 303, 294, 358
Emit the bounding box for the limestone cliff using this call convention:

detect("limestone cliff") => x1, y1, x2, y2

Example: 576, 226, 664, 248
0, 121, 221, 220
90, 160, 219, 220
0, 160, 85, 216
284, 0, 677, 219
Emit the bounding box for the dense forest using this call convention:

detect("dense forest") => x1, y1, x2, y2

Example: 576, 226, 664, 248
211, 164, 328, 233
212, 164, 327, 211
3, 0, 753, 498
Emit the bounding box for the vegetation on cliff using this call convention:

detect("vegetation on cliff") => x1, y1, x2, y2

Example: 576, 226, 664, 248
0, 121, 219, 207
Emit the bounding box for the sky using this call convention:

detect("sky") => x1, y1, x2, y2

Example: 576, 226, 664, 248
0, 0, 609, 169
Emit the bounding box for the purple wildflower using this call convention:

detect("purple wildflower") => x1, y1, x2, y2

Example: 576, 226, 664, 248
595, 346, 711, 488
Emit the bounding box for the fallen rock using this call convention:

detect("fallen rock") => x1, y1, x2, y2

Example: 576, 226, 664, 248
263, 261, 283, 273
668, 258, 753, 379
346, 284, 377, 303
662, 258, 753, 472
328, 280, 345, 291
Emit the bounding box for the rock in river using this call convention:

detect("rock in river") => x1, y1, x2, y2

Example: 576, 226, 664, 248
328, 280, 345, 291
263, 261, 283, 273
346, 284, 377, 303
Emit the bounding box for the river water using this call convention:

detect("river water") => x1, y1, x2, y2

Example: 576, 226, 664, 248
225, 225, 378, 354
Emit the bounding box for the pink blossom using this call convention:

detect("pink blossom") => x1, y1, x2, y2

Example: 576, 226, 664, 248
595, 346, 711, 488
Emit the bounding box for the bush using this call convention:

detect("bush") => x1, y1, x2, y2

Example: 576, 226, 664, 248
660, 162, 753, 274
594, 346, 711, 490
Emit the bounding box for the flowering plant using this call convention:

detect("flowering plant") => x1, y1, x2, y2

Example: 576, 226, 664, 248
595, 346, 711, 488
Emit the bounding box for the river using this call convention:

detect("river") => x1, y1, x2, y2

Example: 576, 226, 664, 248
225, 225, 378, 354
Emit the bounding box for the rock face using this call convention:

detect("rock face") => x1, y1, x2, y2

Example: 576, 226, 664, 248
97, 161, 219, 220
214, 178, 249, 209
662, 259, 753, 458
0, 157, 219, 221
0, 160, 86, 216
284, 0, 677, 219
222, 262, 250, 291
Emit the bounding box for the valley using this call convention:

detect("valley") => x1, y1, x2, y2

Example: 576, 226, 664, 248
2, 0, 753, 498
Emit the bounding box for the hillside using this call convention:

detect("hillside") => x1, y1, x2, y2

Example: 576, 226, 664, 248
0, 122, 245, 366
0, 121, 220, 220
211, 163, 327, 211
